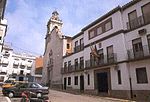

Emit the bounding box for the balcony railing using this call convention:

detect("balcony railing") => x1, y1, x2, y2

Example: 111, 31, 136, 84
61, 63, 84, 74
127, 45, 150, 60
85, 53, 117, 69
126, 13, 150, 30
74, 44, 84, 53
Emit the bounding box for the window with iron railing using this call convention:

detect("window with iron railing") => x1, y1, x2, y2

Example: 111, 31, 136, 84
132, 38, 144, 58
74, 58, 78, 70
80, 57, 84, 69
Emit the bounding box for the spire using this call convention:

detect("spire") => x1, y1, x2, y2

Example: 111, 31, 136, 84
50, 10, 61, 21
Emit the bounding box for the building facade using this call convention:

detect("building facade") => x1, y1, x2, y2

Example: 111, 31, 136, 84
0, 0, 7, 52
34, 56, 43, 84
42, 11, 72, 88
61, 0, 150, 101
0, 44, 36, 82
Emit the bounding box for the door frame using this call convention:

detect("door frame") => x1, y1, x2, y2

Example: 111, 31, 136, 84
94, 68, 111, 94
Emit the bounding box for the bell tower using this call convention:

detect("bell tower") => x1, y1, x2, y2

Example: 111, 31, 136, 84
47, 11, 63, 34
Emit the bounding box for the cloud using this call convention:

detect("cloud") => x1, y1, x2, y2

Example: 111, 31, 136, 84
5, 0, 130, 55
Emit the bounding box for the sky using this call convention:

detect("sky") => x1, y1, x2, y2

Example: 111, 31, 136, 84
5, 0, 130, 56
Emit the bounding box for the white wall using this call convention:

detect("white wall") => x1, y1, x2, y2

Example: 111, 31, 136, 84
129, 59, 150, 90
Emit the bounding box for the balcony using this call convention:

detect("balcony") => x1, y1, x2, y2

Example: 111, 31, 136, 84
74, 44, 84, 53
61, 63, 84, 74
26, 62, 32, 68
2, 58, 9, 64
126, 13, 150, 31
127, 45, 150, 60
85, 53, 117, 69
13, 60, 19, 65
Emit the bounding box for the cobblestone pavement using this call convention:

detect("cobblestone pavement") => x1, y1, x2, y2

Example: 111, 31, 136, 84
49, 89, 133, 102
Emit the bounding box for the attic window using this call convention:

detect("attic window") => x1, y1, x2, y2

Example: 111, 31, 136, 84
67, 44, 70, 49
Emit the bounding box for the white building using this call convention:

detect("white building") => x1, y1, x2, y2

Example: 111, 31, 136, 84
0, 44, 36, 82
61, 0, 150, 101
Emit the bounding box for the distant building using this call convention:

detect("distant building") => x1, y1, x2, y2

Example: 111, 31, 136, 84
0, 43, 36, 82
34, 56, 43, 83
42, 11, 72, 88
0, 0, 7, 52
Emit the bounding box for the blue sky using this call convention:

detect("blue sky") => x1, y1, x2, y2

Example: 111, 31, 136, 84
5, 0, 130, 56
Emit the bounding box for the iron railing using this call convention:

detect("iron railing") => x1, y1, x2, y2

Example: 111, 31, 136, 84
61, 63, 84, 74
74, 44, 84, 53
85, 53, 117, 69
127, 45, 150, 60
126, 13, 150, 30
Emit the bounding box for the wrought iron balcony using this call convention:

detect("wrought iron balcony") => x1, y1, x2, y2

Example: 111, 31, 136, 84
61, 63, 84, 74
74, 44, 84, 53
126, 13, 150, 30
85, 53, 117, 69
127, 45, 150, 60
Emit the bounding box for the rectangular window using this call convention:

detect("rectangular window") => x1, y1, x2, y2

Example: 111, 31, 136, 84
74, 41, 78, 52
68, 61, 71, 71
74, 59, 78, 70
98, 49, 104, 64
117, 70, 122, 84
128, 10, 138, 29
89, 30, 95, 39
80, 57, 84, 69
80, 38, 84, 50
75, 41, 78, 47
87, 74, 90, 85
64, 62, 67, 68
132, 38, 143, 58
105, 21, 112, 31
97, 26, 102, 35
142, 2, 150, 23
68, 77, 71, 85
136, 67, 148, 84
67, 44, 70, 49
74, 76, 78, 85
107, 45, 114, 63
147, 35, 150, 51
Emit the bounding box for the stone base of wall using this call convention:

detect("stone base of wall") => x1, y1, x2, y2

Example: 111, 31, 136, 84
110, 90, 131, 99
51, 84, 63, 90
60, 88, 150, 101
84, 89, 97, 95
132, 90, 150, 101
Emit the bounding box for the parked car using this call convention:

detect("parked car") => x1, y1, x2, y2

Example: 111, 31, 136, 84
2, 79, 27, 88
2, 79, 16, 88
2, 82, 49, 98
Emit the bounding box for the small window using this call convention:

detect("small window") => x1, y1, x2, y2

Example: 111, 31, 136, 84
136, 67, 148, 84
68, 77, 71, 85
117, 70, 122, 84
105, 21, 112, 31
74, 76, 78, 85
67, 44, 70, 49
87, 74, 90, 85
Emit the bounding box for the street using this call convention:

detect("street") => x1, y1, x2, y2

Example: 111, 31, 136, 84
49, 90, 132, 102
0, 89, 134, 102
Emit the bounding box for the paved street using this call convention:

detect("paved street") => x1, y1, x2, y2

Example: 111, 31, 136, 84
0, 89, 135, 102
49, 89, 132, 102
